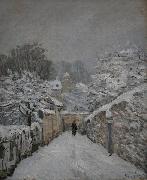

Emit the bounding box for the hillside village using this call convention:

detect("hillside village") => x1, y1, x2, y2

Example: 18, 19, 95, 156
0, 47, 146, 179
0, 69, 88, 125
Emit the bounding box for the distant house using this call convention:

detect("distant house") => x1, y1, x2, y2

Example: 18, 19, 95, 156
49, 79, 62, 90
49, 79, 62, 96
45, 96, 63, 111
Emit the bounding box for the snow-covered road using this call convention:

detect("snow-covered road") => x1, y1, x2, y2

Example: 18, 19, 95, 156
8, 132, 145, 180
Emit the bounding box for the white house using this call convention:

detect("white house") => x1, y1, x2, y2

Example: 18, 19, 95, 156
49, 79, 62, 91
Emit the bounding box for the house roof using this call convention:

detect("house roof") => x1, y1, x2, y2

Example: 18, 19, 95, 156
48, 96, 63, 107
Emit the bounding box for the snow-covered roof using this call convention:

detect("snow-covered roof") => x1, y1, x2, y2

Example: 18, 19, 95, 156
41, 109, 55, 115
48, 96, 63, 107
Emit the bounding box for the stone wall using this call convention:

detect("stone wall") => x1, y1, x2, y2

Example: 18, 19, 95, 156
86, 111, 107, 146
61, 111, 89, 131
42, 110, 62, 145
0, 110, 89, 178
0, 107, 62, 179
0, 122, 42, 179
111, 101, 147, 173
42, 110, 89, 144
84, 99, 147, 173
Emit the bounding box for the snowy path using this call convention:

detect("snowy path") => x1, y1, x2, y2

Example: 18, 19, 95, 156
8, 132, 145, 180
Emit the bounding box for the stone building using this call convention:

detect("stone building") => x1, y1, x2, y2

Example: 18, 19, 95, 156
49, 78, 62, 97
41, 96, 63, 145
62, 72, 74, 93
61, 111, 89, 132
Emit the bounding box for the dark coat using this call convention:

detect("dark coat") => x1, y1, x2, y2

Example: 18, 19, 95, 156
72, 122, 77, 133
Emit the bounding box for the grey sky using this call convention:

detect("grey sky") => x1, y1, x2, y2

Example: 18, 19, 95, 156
0, 0, 145, 64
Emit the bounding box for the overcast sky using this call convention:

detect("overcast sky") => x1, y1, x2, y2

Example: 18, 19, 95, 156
0, 0, 145, 64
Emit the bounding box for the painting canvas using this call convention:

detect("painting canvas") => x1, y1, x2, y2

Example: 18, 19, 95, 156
0, 0, 146, 179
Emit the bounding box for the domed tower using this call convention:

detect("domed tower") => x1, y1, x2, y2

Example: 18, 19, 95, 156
63, 72, 70, 80
62, 72, 74, 93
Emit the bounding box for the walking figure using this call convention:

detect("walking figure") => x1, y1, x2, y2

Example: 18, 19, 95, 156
72, 120, 77, 136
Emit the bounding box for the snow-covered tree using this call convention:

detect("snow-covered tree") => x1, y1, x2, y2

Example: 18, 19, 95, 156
87, 48, 146, 112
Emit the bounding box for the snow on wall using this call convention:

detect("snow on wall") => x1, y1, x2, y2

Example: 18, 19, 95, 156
82, 84, 147, 172
0, 122, 42, 177
85, 83, 146, 122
